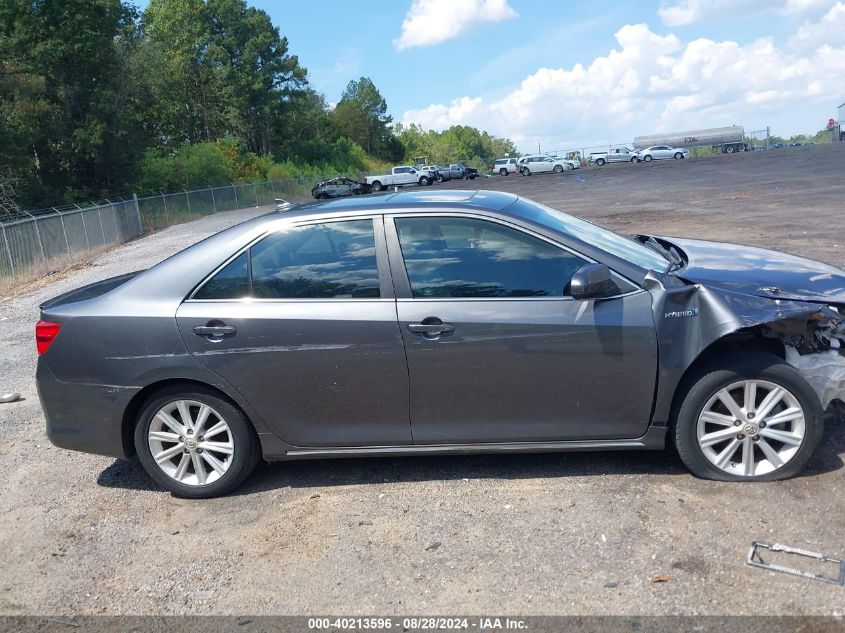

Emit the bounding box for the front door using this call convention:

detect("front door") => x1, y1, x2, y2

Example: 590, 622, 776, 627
177, 217, 411, 447
387, 214, 658, 444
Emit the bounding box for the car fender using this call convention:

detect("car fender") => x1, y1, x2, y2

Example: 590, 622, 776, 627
645, 271, 841, 424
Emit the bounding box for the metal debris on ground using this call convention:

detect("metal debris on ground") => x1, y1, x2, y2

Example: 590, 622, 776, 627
746, 541, 845, 585
0, 392, 21, 404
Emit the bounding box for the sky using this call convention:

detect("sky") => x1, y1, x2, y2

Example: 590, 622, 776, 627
251, 0, 845, 152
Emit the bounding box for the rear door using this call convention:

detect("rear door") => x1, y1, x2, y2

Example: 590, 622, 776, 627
176, 216, 411, 447
385, 213, 658, 444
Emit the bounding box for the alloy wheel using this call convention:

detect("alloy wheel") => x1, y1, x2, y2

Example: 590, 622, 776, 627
696, 379, 805, 477
148, 400, 235, 486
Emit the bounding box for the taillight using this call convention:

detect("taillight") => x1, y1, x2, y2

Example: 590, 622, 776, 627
36, 321, 61, 356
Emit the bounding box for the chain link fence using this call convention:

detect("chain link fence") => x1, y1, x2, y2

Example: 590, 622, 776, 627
0, 176, 354, 294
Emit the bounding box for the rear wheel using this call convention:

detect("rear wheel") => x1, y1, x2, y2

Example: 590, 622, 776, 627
596, 158, 605, 166
643, 155, 653, 162
673, 354, 823, 481
134, 386, 260, 498
726, 145, 735, 154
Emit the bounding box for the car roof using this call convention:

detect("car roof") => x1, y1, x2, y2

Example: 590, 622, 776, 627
281, 189, 519, 219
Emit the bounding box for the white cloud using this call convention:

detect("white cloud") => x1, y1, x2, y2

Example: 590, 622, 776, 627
402, 21, 845, 151
791, 1, 845, 48
658, 0, 835, 26
394, 0, 517, 51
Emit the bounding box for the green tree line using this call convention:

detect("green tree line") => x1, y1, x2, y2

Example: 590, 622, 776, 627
0, 0, 516, 209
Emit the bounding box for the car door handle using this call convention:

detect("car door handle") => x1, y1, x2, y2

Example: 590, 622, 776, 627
408, 322, 455, 335
193, 324, 237, 337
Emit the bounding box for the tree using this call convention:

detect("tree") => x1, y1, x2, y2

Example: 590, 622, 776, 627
0, 0, 142, 204
141, 0, 307, 154
332, 77, 400, 160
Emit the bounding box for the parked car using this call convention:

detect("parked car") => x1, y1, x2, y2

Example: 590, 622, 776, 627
311, 177, 372, 199
588, 147, 638, 166
364, 166, 432, 191
423, 165, 451, 183
517, 155, 576, 175
493, 158, 520, 176
37, 189, 845, 496
635, 146, 689, 162
449, 163, 478, 180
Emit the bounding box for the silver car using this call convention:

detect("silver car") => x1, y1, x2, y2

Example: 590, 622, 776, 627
37, 190, 845, 497
636, 145, 689, 162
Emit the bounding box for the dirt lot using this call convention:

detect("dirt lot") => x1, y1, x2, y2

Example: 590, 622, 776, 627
1, 144, 845, 616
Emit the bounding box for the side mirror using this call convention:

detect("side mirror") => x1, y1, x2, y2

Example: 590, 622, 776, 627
570, 263, 614, 299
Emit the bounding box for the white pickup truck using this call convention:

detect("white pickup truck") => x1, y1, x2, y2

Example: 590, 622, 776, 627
365, 166, 433, 192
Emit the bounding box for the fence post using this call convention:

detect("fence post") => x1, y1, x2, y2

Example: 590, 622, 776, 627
1, 222, 15, 277
76, 204, 91, 251
253, 181, 259, 207
133, 193, 143, 236
210, 186, 217, 213
184, 189, 191, 215
232, 183, 238, 209
96, 203, 107, 244
53, 207, 71, 256
160, 192, 169, 224
24, 211, 46, 262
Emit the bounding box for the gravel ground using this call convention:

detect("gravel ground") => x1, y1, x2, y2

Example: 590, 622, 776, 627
1, 146, 845, 616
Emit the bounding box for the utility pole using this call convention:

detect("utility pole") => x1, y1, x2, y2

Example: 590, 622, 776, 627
537, 140, 541, 154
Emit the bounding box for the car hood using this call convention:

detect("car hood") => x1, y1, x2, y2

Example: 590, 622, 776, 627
653, 236, 845, 304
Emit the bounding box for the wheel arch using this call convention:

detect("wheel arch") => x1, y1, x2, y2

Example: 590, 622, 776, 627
121, 378, 261, 458
665, 327, 787, 429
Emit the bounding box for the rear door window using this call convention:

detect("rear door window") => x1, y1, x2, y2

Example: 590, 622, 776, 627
193, 219, 380, 300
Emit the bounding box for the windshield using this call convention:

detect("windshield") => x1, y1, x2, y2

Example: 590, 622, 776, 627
508, 198, 671, 272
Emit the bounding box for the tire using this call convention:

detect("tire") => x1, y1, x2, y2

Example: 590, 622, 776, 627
565, 163, 574, 170
553, 164, 563, 173
674, 152, 682, 159
523, 167, 532, 176
596, 158, 605, 166
631, 157, 638, 163
672, 353, 823, 482
499, 168, 508, 176
726, 145, 735, 154
134, 385, 261, 498
419, 176, 430, 186
371, 181, 383, 192
643, 155, 653, 162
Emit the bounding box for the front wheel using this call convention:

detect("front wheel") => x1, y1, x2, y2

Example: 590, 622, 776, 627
672, 354, 823, 481
643, 155, 653, 162
674, 152, 683, 159
596, 158, 606, 166
631, 157, 639, 163
522, 167, 531, 176
499, 168, 508, 176
419, 176, 431, 186
553, 164, 563, 173
134, 386, 260, 498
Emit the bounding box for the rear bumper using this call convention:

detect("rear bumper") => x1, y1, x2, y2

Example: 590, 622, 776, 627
37, 361, 139, 459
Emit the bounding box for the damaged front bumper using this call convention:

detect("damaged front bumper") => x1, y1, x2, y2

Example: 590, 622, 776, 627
765, 306, 845, 409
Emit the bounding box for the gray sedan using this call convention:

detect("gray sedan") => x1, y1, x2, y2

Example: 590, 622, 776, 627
37, 191, 845, 497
